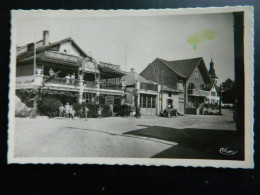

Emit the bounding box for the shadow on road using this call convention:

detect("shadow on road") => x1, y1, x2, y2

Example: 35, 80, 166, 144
65, 126, 176, 146
124, 125, 244, 160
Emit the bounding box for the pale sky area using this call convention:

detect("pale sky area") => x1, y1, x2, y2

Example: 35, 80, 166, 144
15, 12, 235, 84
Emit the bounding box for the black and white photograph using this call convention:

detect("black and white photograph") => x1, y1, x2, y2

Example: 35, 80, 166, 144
8, 7, 254, 168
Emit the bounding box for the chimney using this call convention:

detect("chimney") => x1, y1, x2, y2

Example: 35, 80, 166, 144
131, 68, 135, 72
43, 30, 49, 46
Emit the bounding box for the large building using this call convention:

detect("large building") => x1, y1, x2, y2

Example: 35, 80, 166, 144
140, 57, 220, 115
16, 31, 126, 105
16, 30, 220, 116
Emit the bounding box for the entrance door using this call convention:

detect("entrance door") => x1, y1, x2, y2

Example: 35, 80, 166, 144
167, 99, 173, 107
140, 94, 157, 116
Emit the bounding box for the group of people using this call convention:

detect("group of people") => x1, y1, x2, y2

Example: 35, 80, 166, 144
59, 103, 78, 119
59, 103, 90, 120
64, 73, 76, 85
48, 68, 76, 85
58, 103, 114, 120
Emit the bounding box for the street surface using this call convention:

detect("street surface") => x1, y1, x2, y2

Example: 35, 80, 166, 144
14, 109, 243, 160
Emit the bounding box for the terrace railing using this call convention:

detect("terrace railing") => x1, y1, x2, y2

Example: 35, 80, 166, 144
99, 62, 121, 71
100, 83, 123, 90
44, 76, 124, 91
45, 76, 79, 87
188, 89, 210, 97
84, 81, 96, 88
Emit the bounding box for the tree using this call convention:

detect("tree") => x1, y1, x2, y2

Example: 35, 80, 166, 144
221, 78, 235, 104
222, 78, 234, 91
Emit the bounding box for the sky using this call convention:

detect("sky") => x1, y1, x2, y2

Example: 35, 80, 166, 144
15, 11, 235, 84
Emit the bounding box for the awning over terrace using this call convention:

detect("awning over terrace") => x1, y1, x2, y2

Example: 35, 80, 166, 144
98, 62, 125, 79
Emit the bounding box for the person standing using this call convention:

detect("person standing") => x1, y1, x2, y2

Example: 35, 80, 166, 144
85, 106, 89, 120
65, 102, 70, 118
97, 106, 103, 118
69, 105, 73, 118
59, 104, 64, 117
49, 68, 54, 76
79, 107, 83, 119
109, 103, 114, 117
71, 73, 76, 85
71, 108, 75, 120
65, 74, 70, 85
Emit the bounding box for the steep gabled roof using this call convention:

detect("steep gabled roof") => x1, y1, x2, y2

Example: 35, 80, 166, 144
205, 82, 220, 91
17, 37, 89, 58
158, 57, 202, 78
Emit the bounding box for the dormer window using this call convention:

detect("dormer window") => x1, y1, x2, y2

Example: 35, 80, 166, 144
153, 69, 157, 74
195, 69, 199, 78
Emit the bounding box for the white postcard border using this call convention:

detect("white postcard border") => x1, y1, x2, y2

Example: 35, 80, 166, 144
8, 6, 254, 168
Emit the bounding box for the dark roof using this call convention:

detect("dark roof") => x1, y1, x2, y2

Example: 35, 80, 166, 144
121, 71, 152, 86
205, 82, 220, 91
17, 37, 89, 58
158, 57, 202, 78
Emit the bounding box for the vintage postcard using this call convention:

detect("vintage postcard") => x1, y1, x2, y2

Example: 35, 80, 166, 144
8, 7, 254, 168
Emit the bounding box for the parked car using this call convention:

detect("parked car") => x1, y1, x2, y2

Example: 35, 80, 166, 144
160, 108, 178, 117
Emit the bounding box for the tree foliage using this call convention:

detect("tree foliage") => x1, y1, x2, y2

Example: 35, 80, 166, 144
221, 78, 236, 104
37, 96, 62, 117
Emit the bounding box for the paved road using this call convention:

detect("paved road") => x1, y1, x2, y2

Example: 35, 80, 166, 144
14, 109, 241, 159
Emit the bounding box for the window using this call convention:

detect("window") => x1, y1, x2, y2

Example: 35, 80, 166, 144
85, 93, 95, 104
195, 69, 199, 78
64, 49, 67, 53
152, 96, 156, 108
143, 95, 147, 108
147, 96, 151, 108
154, 69, 157, 74
211, 91, 216, 96
200, 84, 205, 90
83, 61, 96, 73
141, 95, 144, 108
189, 82, 195, 89
178, 80, 183, 91
168, 93, 172, 97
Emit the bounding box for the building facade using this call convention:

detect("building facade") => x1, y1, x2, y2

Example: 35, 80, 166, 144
140, 57, 220, 115
16, 31, 125, 106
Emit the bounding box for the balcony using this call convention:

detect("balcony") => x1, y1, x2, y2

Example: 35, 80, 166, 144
42, 51, 80, 64
99, 62, 121, 71
140, 83, 158, 91
45, 76, 79, 86
188, 89, 210, 97
44, 76, 123, 91
100, 83, 123, 91
84, 81, 96, 88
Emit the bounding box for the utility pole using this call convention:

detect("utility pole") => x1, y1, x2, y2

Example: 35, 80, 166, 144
33, 41, 37, 74
31, 41, 37, 118
219, 84, 222, 115
124, 43, 127, 72
160, 70, 163, 112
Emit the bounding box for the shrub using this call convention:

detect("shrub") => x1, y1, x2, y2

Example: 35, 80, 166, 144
114, 104, 131, 117
16, 89, 35, 108
37, 96, 62, 117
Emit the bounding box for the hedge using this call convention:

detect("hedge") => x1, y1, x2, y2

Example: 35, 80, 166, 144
37, 96, 62, 117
